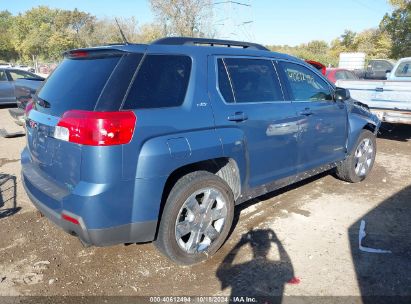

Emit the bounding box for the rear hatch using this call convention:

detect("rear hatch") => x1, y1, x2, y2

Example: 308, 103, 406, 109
25, 48, 143, 190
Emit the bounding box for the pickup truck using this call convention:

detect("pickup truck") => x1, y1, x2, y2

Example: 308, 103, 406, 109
386, 57, 411, 81
336, 57, 411, 125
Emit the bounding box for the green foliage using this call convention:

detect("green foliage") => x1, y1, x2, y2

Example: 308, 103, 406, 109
340, 30, 357, 49
0, 11, 18, 61
381, 1, 411, 58
388, 0, 410, 9
0, 3, 407, 67
267, 41, 338, 67
149, 0, 213, 37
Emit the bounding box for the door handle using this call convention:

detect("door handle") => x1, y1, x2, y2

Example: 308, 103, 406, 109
375, 87, 384, 92
299, 108, 314, 116
228, 112, 248, 122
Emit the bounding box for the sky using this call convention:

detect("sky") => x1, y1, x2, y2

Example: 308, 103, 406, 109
0, 0, 393, 46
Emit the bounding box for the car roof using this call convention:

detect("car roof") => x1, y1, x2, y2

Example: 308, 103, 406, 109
67, 37, 303, 64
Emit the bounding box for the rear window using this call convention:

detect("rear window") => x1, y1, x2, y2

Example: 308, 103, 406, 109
395, 61, 411, 77
371, 60, 392, 71
36, 55, 122, 116
123, 55, 192, 109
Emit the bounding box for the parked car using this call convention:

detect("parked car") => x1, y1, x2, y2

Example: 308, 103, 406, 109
0, 68, 44, 125
0, 63, 13, 69
386, 57, 411, 81
326, 68, 359, 83
337, 58, 411, 124
361, 59, 396, 80
0, 68, 44, 105
305, 60, 326, 75
14, 65, 36, 73
22, 37, 380, 265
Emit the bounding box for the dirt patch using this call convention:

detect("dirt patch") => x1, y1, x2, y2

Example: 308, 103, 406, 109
0, 109, 410, 298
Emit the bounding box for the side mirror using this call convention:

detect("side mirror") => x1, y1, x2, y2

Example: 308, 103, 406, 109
335, 87, 350, 101
385, 70, 391, 79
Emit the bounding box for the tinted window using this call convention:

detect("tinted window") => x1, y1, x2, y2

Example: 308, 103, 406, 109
371, 60, 392, 71
223, 58, 283, 103
335, 71, 346, 81
395, 61, 411, 77
345, 70, 358, 80
280, 62, 333, 102
37, 55, 122, 116
123, 55, 191, 109
9, 70, 41, 80
217, 59, 234, 103
97, 53, 143, 111
0, 70, 6, 81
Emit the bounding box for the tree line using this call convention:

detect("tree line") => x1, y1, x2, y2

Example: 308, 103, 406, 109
269, 0, 411, 66
0, 0, 409, 66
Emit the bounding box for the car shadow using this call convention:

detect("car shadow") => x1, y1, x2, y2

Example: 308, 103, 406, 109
349, 185, 411, 303
216, 228, 294, 302
0, 173, 21, 219
228, 171, 328, 238
378, 123, 411, 142
0, 104, 17, 110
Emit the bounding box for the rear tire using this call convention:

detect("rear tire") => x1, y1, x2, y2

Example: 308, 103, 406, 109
155, 171, 234, 265
335, 129, 376, 183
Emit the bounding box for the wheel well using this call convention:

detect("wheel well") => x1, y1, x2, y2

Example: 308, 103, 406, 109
154, 158, 241, 239
363, 123, 376, 134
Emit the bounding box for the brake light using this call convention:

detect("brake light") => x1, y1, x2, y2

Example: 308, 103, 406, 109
69, 51, 88, 58
25, 100, 34, 116
54, 110, 136, 146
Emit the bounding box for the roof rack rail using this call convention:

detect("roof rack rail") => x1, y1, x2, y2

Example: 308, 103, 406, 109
152, 37, 269, 51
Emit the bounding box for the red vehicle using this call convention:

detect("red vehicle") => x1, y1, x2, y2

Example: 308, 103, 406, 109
305, 60, 326, 75
325, 68, 359, 83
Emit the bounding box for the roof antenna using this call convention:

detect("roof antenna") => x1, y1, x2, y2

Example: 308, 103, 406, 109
115, 18, 129, 45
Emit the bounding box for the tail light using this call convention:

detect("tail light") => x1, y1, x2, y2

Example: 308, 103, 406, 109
54, 110, 136, 146
25, 100, 34, 116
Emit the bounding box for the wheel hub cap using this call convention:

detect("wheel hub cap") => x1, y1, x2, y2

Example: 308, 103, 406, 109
175, 187, 228, 254
354, 138, 374, 177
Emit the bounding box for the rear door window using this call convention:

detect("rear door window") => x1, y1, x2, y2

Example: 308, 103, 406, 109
0, 70, 6, 81
36, 54, 123, 116
279, 62, 333, 102
221, 58, 283, 103
217, 59, 235, 103
123, 55, 192, 109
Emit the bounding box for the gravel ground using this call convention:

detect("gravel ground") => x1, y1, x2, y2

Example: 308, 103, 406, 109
0, 107, 410, 301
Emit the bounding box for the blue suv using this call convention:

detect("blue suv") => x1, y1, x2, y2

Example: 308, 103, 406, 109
22, 37, 380, 264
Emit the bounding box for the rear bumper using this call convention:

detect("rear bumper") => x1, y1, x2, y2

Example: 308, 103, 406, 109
22, 169, 158, 247
371, 109, 411, 125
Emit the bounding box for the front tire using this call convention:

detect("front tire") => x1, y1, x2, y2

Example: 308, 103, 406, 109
155, 171, 234, 265
336, 129, 376, 183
